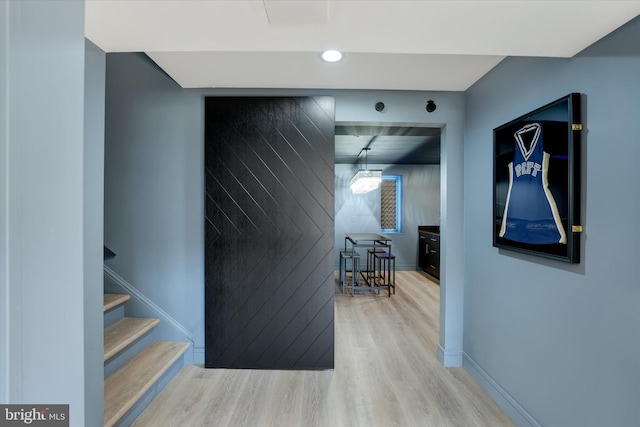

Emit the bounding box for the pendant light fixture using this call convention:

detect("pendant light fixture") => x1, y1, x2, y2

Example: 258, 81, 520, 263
350, 147, 382, 194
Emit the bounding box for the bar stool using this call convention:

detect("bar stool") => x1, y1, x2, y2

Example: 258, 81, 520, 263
339, 249, 360, 295
373, 252, 396, 297
366, 248, 387, 283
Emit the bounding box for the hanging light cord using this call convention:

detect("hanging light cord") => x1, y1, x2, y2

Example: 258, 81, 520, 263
355, 136, 377, 167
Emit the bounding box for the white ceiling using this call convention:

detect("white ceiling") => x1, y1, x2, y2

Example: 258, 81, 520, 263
85, 1, 640, 91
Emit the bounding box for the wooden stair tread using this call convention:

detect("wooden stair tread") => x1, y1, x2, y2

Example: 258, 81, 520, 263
104, 294, 131, 312
104, 341, 189, 427
104, 317, 161, 362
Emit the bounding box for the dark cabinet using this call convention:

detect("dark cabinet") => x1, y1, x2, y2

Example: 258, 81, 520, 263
419, 231, 440, 280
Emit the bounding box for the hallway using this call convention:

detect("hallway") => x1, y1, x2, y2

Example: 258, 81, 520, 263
133, 271, 513, 426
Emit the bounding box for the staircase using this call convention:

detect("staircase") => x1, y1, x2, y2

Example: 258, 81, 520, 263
103, 293, 189, 426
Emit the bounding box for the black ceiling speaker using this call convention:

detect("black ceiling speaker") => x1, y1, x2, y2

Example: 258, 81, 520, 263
426, 100, 437, 113
375, 102, 385, 112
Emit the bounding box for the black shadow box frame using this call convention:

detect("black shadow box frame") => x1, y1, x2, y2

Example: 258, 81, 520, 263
493, 93, 582, 263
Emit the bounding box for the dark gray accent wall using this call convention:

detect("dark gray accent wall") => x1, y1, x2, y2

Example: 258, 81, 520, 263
204, 97, 335, 369
463, 16, 640, 427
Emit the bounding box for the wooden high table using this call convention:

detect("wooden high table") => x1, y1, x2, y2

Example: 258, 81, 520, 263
343, 233, 394, 296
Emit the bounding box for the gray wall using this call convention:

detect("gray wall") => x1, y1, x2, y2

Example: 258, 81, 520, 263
3, 2, 636, 425
0, 2, 103, 425
104, 52, 465, 365
104, 54, 205, 361
84, 39, 106, 427
463, 17, 640, 427
335, 163, 440, 271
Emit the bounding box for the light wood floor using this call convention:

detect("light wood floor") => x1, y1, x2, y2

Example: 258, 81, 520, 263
133, 271, 515, 427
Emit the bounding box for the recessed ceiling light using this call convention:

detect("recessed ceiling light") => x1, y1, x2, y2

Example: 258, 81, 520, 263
321, 49, 343, 63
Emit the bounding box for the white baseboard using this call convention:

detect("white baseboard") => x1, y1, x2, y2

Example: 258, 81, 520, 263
463, 352, 541, 427
193, 347, 205, 365
437, 344, 463, 367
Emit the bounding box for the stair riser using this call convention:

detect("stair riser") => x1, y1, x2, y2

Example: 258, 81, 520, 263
104, 288, 190, 426
104, 305, 125, 328
111, 356, 184, 427
104, 332, 154, 379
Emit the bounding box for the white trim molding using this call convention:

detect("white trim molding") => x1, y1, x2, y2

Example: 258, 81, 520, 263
0, 0, 21, 403
0, 0, 9, 402
103, 265, 195, 346
463, 352, 541, 427
437, 344, 463, 367
193, 347, 205, 365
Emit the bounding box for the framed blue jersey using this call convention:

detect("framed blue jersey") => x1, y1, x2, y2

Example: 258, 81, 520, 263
499, 122, 567, 245
493, 94, 582, 263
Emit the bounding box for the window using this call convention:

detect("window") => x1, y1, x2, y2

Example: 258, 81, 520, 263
381, 175, 403, 233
